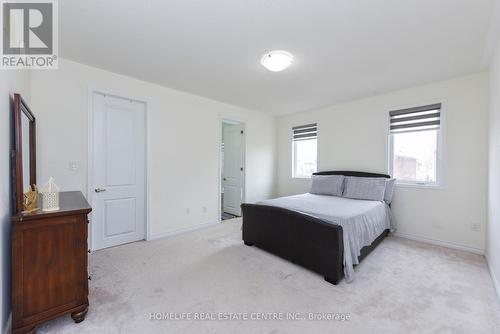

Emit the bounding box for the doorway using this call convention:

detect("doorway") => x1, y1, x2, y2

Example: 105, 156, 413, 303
220, 120, 245, 220
89, 91, 147, 250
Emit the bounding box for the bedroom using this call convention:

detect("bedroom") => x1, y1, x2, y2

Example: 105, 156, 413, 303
1, 0, 500, 333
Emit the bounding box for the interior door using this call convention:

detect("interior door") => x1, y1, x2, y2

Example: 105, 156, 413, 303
91, 93, 146, 250
223, 124, 244, 216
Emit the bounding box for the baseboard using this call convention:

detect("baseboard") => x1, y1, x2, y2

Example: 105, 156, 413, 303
393, 232, 484, 255
486, 256, 500, 304
148, 221, 221, 241
3, 312, 11, 334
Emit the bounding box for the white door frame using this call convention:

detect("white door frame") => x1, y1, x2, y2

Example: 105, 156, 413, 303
87, 87, 151, 251
219, 118, 246, 220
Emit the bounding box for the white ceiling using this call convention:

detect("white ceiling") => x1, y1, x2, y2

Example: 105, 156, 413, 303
60, 0, 497, 115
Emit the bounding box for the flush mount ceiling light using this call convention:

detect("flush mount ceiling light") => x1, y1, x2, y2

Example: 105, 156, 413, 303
261, 50, 294, 72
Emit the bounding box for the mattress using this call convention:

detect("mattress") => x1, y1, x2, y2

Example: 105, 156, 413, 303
258, 193, 394, 282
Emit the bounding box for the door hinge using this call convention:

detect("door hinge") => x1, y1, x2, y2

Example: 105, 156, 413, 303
240, 167, 243, 171
241, 130, 244, 134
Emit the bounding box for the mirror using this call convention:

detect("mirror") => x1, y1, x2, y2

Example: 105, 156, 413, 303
21, 113, 31, 193
12, 93, 36, 214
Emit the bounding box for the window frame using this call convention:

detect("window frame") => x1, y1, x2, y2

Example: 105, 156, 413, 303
387, 100, 446, 190
291, 122, 319, 179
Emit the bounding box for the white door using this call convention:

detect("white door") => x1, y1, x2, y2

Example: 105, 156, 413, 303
223, 124, 244, 216
91, 93, 146, 250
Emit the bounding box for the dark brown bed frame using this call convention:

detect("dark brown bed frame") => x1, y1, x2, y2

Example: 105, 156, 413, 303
241, 171, 391, 285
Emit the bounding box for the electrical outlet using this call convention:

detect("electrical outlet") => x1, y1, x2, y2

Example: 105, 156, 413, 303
471, 223, 480, 232
431, 222, 442, 230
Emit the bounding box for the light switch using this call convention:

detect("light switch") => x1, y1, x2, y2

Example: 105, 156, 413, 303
69, 161, 79, 171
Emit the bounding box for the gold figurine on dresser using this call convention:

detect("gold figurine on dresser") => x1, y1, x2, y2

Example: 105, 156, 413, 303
22, 185, 38, 213
10, 93, 92, 334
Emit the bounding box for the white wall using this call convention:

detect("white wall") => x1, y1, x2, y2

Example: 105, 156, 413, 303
487, 34, 500, 297
30, 59, 276, 240
277, 73, 489, 252
0, 71, 31, 334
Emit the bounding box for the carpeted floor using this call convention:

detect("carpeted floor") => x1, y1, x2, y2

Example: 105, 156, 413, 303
39, 218, 500, 334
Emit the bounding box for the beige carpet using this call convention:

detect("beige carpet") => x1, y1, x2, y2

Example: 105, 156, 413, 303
39, 218, 500, 334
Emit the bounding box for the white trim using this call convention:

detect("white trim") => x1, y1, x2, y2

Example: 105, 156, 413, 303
148, 221, 221, 241
3, 313, 11, 334
87, 87, 152, 250
486, 257, 500, 304
387, 99, 447, 189
394, 182, 445, 191
219, 118, 246, 220
481, 0, 500, 69
393, 231, 484, 255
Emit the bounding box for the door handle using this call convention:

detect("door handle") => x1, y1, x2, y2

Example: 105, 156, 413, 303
94, 188, 106, 193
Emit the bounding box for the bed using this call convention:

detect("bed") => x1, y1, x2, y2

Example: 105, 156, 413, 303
241, 171, 393, 284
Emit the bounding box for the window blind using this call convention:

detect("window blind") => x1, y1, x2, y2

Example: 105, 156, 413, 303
389, 103, 441, 132
292, 123, 317, 141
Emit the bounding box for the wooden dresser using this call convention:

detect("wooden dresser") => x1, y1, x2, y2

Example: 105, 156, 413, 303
11, 191, 92, 334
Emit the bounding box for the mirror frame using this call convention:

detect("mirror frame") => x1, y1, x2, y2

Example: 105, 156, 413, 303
13, 93, 36, 214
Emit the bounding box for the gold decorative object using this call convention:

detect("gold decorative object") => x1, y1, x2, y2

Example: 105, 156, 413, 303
23, 184, 39, 213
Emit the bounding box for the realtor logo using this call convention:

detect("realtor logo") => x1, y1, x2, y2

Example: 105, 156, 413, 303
1, 0, 58, 69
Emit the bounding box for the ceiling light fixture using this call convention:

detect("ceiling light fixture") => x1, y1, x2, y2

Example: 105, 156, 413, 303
261, 50, 294, 72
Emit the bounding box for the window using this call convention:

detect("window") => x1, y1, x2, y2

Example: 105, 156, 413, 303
292, 123, 317, 178
388, 103, 443, 187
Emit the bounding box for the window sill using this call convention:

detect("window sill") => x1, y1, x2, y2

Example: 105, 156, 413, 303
292, 176, 311, 180
395, 182, 445, 190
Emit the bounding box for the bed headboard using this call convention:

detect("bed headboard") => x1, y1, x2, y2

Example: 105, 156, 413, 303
312, 171, 391, 178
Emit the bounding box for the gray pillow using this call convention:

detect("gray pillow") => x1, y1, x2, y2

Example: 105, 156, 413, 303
343, 177, 386, 201
309, 175, 345, 196
384, 178, 396, 204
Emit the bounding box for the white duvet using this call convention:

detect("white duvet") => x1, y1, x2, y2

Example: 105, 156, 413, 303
258, 193, 394, 282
